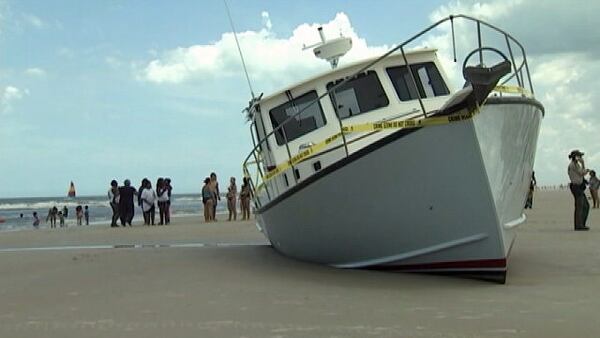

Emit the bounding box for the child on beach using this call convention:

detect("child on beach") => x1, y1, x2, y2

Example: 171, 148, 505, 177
227, 177, 237, 221
202, 177, 214, 222
75, 205, 83, 226
84, 205, 89, 225
32, 212, 40, 229
58, 211, 65, 228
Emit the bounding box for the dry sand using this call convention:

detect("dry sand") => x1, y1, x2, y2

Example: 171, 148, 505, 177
0, 190, 599, 337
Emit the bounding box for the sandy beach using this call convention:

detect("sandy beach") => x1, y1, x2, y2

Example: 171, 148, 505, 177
0, 190, 599, 337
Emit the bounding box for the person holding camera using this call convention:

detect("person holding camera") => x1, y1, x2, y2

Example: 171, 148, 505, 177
567, 150, 590, 231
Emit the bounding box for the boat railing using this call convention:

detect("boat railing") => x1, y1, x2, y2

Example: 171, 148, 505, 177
243, 14, 535, 209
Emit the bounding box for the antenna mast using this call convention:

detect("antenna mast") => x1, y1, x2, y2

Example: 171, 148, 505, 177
223, 0, 255, 99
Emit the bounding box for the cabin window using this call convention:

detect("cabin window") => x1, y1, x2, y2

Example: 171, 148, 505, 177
386, 62, 449, 101
326, 71, 389, 119
269, 91, 327, 145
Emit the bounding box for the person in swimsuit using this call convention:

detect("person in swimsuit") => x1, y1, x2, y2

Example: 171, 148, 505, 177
227, 177, 237, 221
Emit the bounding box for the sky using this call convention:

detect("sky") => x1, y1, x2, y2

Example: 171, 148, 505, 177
0, 0, 598, 198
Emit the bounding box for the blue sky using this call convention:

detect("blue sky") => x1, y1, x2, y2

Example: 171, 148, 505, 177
0, 0, 598, 197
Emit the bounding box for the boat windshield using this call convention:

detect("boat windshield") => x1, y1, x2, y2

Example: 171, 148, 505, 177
386, 62, 449, 101
326, 70, 389, 119
269, 90, 327, 145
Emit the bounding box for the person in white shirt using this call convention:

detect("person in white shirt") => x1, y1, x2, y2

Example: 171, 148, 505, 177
141, 180, 157, 226
567, 150, 590, 231
156, 177, 170, 225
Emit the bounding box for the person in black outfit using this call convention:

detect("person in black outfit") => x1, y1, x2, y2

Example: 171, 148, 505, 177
138, 178, 149, 225
118, 179, 137, 226
165, 178, 172, 225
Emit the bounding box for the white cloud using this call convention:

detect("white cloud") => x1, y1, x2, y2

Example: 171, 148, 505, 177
105, 56, 122, 68
0, 86, 28, 113
430, 0, 524, 22
139, 12, 389, 90
24, 67, 46, 77
57, 47, 75, 58
261, 11, 272, 30
22, 13, 44, 29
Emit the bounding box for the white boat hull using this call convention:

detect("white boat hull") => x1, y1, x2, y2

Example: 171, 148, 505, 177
256, 97, 543, 283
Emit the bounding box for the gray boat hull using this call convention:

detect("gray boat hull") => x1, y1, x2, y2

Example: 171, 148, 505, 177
256, 97, 543, 282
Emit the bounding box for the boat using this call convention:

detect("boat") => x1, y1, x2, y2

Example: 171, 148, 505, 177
242, 14, 544, 283
67, 181, 76, 198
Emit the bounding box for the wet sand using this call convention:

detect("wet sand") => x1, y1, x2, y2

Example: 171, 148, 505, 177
0, 190, 599, 337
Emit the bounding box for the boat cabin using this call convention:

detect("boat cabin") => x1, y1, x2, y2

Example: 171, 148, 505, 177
250, 49, 454, 202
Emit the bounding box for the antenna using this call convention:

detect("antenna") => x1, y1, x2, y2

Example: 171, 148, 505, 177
302, 26, 352, 69
223, 0, 255, 99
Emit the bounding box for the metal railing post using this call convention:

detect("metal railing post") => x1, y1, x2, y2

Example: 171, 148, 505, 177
505, 36, 522, 88
247, 177, 261, 209
280, 127, 298, 184
330, 92, 350, 157
252, 150, 271, 201
522, 54, 534, 95
401, 46, 427, 118
477, 21, 483, 66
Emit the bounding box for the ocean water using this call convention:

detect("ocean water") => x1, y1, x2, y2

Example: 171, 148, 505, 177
0, 194, 229, 231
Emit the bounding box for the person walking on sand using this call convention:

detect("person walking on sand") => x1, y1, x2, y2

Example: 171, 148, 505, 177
32, 212, 40, 229
108, 180, 120, 227
58, 211, 65, 228
141, 180, 156, 225
156, 177, 169, 225
227, 177, 237, 221
589, 170, 600, 209
240, 177, 252, 220
210, 172, 220, 221
119, 179, 137, 226
84, 205, 89, 225
75, 205, 83, 226
50, 206, 58, 228
202, 177, 214, 222
568, 150, 590, 231
45, 208, 53, 228
525, 171, 537, 209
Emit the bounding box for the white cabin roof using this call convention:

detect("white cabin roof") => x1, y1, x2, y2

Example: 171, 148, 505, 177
259, 47, 439, 103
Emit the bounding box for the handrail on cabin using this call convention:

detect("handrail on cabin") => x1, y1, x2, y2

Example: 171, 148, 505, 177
243, 14, 534, 204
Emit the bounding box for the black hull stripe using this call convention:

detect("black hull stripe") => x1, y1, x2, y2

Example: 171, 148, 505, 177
257, 97, 544, 214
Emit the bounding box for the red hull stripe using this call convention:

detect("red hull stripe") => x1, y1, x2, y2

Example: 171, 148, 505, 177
374, 258, 507, 271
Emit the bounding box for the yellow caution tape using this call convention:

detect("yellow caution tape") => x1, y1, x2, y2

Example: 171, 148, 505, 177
262, 108, 478, 181
249, 85, 528, 190
493, 85, 531, 96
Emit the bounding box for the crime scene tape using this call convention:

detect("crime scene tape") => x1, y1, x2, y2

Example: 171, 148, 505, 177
261, 107, 478, 182
493, 85, 531, 96
249, 85, 528, 188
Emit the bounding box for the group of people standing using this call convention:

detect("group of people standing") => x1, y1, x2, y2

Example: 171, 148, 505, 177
108, 178, 172, 227
44, 205, 89, 228
201, 173, 252, 222
567, 150, 599, 231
